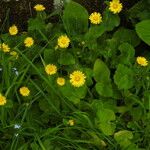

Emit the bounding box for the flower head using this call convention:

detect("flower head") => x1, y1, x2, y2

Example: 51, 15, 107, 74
0, 94, 7, 105
57, 77, 65, 86
68, 119, 75, 126
89, 12, 102, 24
70, 70, 86, 87
136, 56, 148, 67
10, 51, 19, 59
45, 64, 57, 75
34, 4, 45, 11
24, 37, 34, 47
58, 35, 70, 48
109, 0, 123, 14
0, 43, 10, 53
19, 87, 30, 97
9, 25, 18, 35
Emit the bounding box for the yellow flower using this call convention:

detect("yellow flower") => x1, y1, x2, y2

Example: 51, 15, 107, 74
109, 0, 123, 14
10, 51, 19, 59
136, 56, 148, 67
70, 70, 86, 87
57, 77, 65, 86
0, 94, 7, 105
68, 119, 75, 126
9, 25, 18, 35
34, 4, 45, 11
58, 35, 70, 48
24, 37, 34, 47
45, 64, 57, 75
0, 43, 10, 53
89, 12, 102, 24
19, 86, 30, 97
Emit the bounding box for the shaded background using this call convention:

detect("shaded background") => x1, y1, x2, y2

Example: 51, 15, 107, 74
0, 0, 139, 31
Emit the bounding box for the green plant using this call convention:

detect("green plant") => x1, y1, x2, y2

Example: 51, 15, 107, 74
0, 0, 150, 149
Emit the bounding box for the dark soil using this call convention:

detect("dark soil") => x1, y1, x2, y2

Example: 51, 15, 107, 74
0, 0, 139, 31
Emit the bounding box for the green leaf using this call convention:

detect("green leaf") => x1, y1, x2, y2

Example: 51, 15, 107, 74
28, 18, 45, 31
136, 19, 150, 45
63, 1, 88, 36
59, 81, 87, 104
93, 59, 110, 83
96, 82, 113, 97
114, 64, 134, 90
97, 108, 116, 135
44, 49, 57, 64
113, 28, 140, 47
118, 43, 135, 65
114, 130, 133, 148
58, 52, 75, 65
85, 25, 105, 41
97, 108, 116, 123
102, 10, 120, 31
99, 123, 116, 136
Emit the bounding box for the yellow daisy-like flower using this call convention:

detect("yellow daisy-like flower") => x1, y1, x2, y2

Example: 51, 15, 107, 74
0, 94, 7, 106
68, 119, 75, 126
9, 25, 18, 35
89, 12, 102, 24
34, 4, 45, 11
58, 35, 70, 48
19, 86, 30, 97
109, 0, 123, 14
24, 37, 34, 47
45, 64, 57, 75
0, 43, 10, 53
10, 51, 19, 59
57, 77, 65, 86
136, 56, 148, 67
70, 70, 86, 87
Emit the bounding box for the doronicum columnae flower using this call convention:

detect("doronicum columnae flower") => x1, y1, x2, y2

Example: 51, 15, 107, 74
58, 35, 70, 48
109, 0, 123, 14
136, 56, 148, 67
57, 77, 65, 86
89, 12, 102, 24
70, 70, 86, 87
10, 51, 19, 59
19, 86, 30, 97
9, 25, 18, 35
34, 4, 45, 11
0, 43, 10, 53
0, 94, 7, 106
24, 37, 34, 47
45, 64, 57, 75
68, 119, 75, 126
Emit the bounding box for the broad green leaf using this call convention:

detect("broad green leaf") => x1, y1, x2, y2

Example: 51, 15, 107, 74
96, 82, 113, 97
114, 64, 134, 90
58, 52, 75, 65
113, 28, 140, 47
93, 59, 110, 83
44, 49, 57, 64
102, 10, 120, 31
99, 123, 116, 136
59, 81, 87, 104
63, 1, 88, 36
136, 20, 150, 45
85, 25, 105, 41
97, 108, 116, 123
28, 18, 45, 31
118, 43, 135, 65
114, 130, 133, 148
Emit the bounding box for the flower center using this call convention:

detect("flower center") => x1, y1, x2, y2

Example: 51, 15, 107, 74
93, 15, 99, 21
112, 4, 118, 9
74, 76, 81, 82
61, 39, 67, 44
